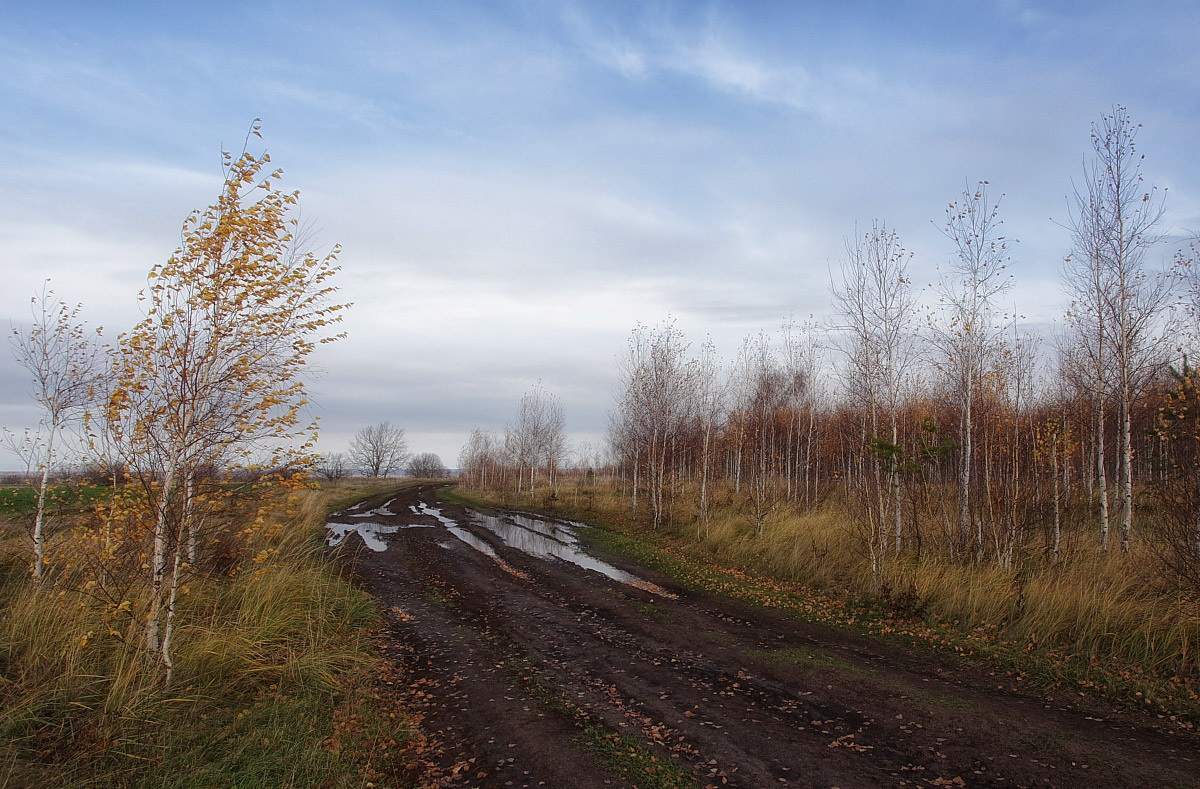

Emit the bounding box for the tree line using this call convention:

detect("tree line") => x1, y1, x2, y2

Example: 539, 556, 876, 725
462, 107, 1200, 596
316, 421, 447, 479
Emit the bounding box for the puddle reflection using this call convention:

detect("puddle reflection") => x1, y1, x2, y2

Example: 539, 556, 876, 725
471, 512, 669, 595
416, 503, 499, 557
327, 521, 401, 551
327, 497, 668, 595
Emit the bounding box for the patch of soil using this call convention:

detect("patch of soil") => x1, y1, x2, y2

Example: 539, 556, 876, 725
333, 485, 1200, 788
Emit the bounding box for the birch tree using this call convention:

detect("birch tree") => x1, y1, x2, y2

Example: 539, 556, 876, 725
934, 182, 1013, 560
107, 123, 345, 679
832, 222, 916, 569
734, 332, 786, 536
611, 321, 697, 529
693, 339, 726, 533
9, 285, 99, 579
506, 384, 567, 494
1065, 107, 1171, 552
459, 428, 503, 489
780, 318, 820, 508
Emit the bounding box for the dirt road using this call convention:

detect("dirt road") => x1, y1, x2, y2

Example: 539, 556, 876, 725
330, 485, 1200, 788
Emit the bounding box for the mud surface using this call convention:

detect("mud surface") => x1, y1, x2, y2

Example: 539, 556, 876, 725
333, 485, 1200, 788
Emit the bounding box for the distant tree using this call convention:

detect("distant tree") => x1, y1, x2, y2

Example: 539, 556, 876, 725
459, 428, 503, 489
610, 321, 699, 528
316, 451, 349, 481
408, 452, 447, 478
505, 384, 567, 493
732, 332, 786, 537
349, 421, 409, 477
692, 339, 726, 531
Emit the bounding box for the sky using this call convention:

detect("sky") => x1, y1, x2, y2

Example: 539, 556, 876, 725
2, 0, 1199, 471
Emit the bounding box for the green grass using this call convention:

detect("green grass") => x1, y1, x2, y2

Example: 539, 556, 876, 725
0, 484, 110, 520
574, 724, 695, 789
747, 645, 863, 673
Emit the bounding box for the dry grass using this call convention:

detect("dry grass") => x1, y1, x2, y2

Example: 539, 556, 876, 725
0, 483, 400, 788
492, 476, 1200, 698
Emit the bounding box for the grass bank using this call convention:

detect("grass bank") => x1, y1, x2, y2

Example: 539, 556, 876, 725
446, 483, 1200, 726
0, 478, 416, 788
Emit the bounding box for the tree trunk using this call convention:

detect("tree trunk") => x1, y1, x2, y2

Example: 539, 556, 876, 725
1119, 394, 1133, 552
1096, 402, 1110, 549
146, 456, 179, 654
31, 426, 56, 581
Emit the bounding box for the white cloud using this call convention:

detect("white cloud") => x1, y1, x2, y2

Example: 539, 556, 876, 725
2, 0, 1199, 472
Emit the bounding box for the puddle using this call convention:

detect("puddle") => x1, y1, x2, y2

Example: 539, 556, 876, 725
347, 499, 398, 518
326, 499, 427, 550
327, 521, 404, 551
470, 511, 670, 595
506, 513, 579, 542
328, 497, 669, 596
416, 503, 499, 557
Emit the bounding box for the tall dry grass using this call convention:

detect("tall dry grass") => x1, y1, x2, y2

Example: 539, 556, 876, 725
0, 482, 391, 787
503, 474, 1200, 686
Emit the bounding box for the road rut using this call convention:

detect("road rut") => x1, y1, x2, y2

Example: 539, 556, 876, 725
332, 485, 1200, 788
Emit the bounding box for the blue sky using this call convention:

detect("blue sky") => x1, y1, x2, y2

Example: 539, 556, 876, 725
2, 1, 1199, 468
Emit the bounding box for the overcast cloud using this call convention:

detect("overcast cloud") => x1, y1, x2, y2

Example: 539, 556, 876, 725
2, 1, 1199, 469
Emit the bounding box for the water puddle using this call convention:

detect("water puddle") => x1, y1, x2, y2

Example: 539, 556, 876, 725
326, 498, 421, 550
416, 503, 498, 558
328, 497, 669, 595
347, 499, 398, 518
470, 511, 670, 596
326, 521, 409, 551
506, 513, 579, 542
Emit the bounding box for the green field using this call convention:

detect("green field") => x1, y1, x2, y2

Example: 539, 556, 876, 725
0, 484, 110, 520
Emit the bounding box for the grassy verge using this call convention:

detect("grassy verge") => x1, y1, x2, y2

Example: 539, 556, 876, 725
447, 485, 1200, 727
0, 481, 419, 788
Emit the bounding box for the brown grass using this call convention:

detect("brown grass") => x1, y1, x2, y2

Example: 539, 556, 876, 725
484, 475, 1200, 697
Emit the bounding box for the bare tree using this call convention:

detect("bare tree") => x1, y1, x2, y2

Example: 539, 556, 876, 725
934, 182, 1013, 560
733, 332, 786, 536
349, 421, 410, 477
316, 451, 348, 481
780, 317, 820, 508
459, 428, 503, 489
505, 384, 567, 493
408, 452, 448, 478
692, 339, 726, 533
831, 222, 916, 573
611, 321, 699, 529
9, 285, 99, 580
1065, 107, 1172, 552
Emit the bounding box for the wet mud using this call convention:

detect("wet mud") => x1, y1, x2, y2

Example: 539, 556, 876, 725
332, 484, 1200, 788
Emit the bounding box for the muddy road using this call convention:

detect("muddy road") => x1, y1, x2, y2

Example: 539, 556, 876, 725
330, 485, 1200, 788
